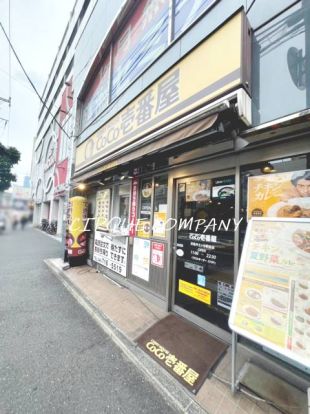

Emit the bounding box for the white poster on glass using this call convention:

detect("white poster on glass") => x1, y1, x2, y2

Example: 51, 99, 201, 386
132, 238, 151, 281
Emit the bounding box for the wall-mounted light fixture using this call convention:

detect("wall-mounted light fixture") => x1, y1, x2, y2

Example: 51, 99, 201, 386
77, 183, 86, 191
260, 162, 276, 174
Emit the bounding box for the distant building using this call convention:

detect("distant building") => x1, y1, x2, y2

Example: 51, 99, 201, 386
23, 176, 31, 188
0, 191, 12, 210
11, 184, 31, 211
30, 0, 92, 235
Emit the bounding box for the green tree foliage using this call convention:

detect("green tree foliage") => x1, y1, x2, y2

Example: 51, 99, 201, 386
0, 142, 21, 192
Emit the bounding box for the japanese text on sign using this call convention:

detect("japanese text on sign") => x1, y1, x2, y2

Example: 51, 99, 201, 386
129, 178, 139, 237
93, 231, 128, 277
229, 218, 310, 368
80, 69, 180, 166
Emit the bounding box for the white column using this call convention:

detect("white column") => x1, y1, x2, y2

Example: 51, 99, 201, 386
57, 197, 64, 235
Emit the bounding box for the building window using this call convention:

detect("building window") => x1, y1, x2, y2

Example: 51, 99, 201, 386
173, 0, 217, 39
111, 0, 169, 100
153, 175, 168, 238
82, 55, 110, 128
81, 0, 221, 128
252, 2, 310, 125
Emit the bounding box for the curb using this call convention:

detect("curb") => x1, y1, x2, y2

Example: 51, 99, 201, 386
34, 228, 62, 243
44, 259, 207, 414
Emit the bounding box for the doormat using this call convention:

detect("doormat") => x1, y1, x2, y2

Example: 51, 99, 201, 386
136, 314, 228, 393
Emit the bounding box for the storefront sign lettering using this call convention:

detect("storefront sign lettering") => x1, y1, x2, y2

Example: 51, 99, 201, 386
78, 68, 180, 168
145, 339, 199, 387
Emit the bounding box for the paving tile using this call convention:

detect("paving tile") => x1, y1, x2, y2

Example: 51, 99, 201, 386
213, 376, 231, 397
252, 403, 270, 414
196, 380, 225, 414
61, 264, 167, 340
215, 396, 238, 414
237, 393, 255, 414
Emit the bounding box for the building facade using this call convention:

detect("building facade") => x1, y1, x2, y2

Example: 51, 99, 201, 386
69, 0, 309, 397
31, 0, 94, 236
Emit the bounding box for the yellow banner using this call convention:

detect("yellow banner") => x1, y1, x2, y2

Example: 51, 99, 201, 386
76, 12, 245, 171
179, 280, 211, 305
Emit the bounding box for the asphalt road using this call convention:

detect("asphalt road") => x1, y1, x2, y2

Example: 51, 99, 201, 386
0, 227, 177, 414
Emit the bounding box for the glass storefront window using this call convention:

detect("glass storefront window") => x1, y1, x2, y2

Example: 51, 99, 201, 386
106, 182, 131, 234
154, 176, 168, 212
137, 175, 168, 238
153, 176, 168, 238
119, 182, 131, 229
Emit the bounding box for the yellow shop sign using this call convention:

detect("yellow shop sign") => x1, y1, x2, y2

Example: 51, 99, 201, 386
76, 11, 250, 172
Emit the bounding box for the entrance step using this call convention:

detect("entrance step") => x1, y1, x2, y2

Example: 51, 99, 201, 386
238, 362, 308, 414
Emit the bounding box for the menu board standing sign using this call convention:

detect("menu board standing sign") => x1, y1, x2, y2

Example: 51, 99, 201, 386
229, 218, 310, 368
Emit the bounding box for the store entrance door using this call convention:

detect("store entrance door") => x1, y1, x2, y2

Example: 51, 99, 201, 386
172, 170, 235, 334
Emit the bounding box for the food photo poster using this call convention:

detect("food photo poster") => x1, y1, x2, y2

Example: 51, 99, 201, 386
247, 169, 310, 220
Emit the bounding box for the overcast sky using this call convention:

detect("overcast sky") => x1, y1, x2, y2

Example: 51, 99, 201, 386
0, 0, 75, 185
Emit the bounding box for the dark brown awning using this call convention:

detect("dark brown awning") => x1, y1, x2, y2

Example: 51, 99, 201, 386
74, 114, 218, 182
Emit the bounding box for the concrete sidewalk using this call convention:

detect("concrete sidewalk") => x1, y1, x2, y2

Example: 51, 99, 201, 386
45, 259, 282, 414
